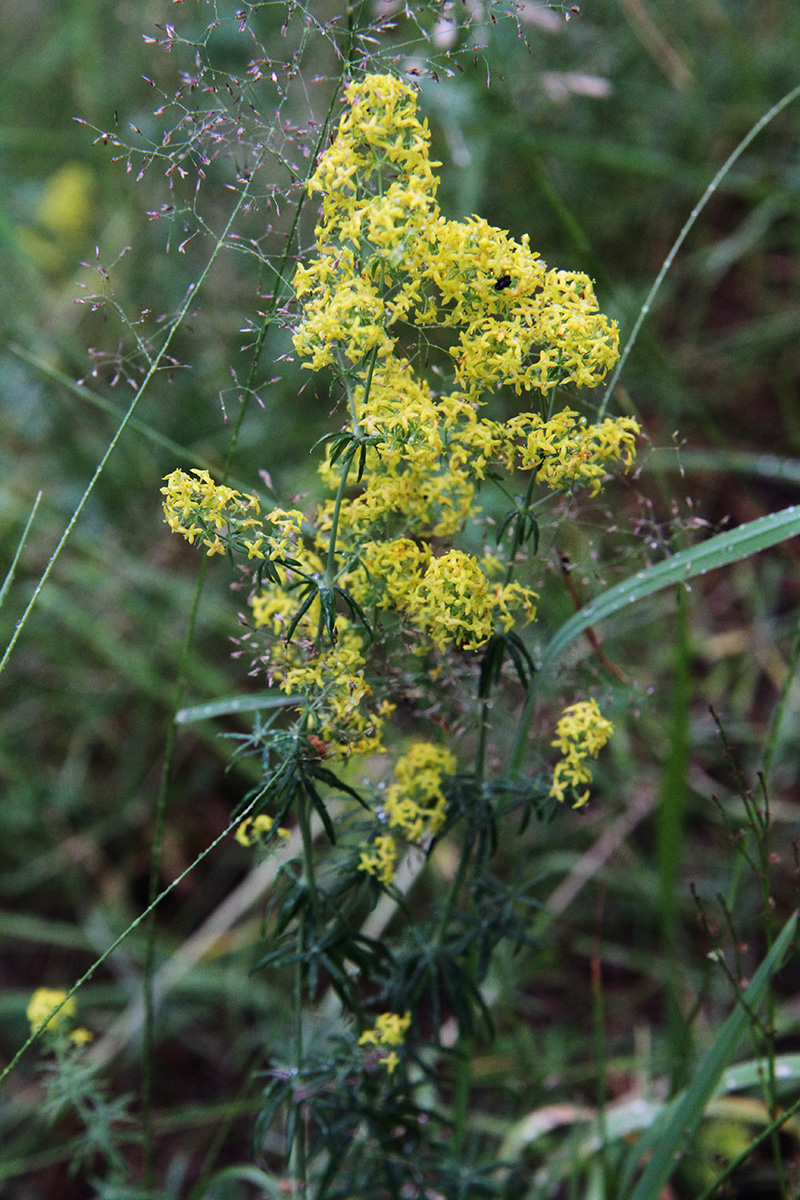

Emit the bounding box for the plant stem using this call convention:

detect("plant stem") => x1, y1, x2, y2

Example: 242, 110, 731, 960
507, 670, 540, 776
292, 910, 308, 1196
451, 1025, 475, 1157
502, 470, 538, 588
324, 446, 357, 589
324, 347, 378, 588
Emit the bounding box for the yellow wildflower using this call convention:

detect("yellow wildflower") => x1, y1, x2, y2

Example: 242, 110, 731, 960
407, 551, 495, 651
507, 411, 640, 497
235, 814, 291, 847
382, 742, 456, 842
358, 1010, 411, 1074
27, 988, 75, 1035
358, 834, 398, 885
161, 468, 262, 556
550, 699, 614, 808
27, 988, 93, 1046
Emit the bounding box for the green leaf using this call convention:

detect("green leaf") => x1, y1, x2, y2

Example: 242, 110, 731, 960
175, 692, 302, 724
196, 1165, 286, 1199
542, 505, 800, 674
622, 908, 798, 1200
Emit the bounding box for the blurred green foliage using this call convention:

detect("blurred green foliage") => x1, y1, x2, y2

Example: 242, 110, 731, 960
2, 0, 800, 1195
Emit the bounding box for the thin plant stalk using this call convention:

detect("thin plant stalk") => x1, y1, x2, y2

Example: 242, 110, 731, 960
599, 82, 800, 419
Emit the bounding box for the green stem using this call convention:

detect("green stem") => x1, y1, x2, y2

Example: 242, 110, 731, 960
291, 910, 308, 1195
763, 611, 800, 789
752, 783, 788, 1196
323, 346, 380, 589
507, 669, 540, 777
324, 446, 357, 589
297, 783, 320, 923
451, 1024, 474, 1157
141, 554, 210, 1185
475, 698, 490, 783
502, 470, 538, 588
435, 831, 473, 947
696, 1087, 800, 1200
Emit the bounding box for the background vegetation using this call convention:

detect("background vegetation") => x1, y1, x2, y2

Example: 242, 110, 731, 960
1, 0, 800, 1196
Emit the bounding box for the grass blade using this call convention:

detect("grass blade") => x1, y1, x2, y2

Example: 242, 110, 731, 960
175, 692, 302, 724
623, 908, 798, 1200
540, 505, 800, 674
0, 490, 41, 612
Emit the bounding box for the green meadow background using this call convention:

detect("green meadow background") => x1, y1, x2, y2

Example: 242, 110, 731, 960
2, 0, 800, 1195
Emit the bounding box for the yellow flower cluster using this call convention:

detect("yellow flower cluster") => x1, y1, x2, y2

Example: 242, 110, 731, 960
161, 468, 262, 558
162, 469, 309, 565
506, 410, 640, 497
409, 550, 497, 652
162, 75, 629, 803
294, 75, 620, 398
358, 1009, 411, 1074
383, 742, 456, 839
281, 625, 394, 759
549, 699, 614, 808
425, 218, 620, 398
286, 72, 633, 650
235, 814, 291, 847
359, 742, 456, 884
357, 834, 398, 888
27, 988, 92, 1046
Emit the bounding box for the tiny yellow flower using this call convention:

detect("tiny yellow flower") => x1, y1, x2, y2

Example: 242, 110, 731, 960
358, 834, 398, 885
359, 1010, 411, 1073
27, 988, 75, 1036
235, 814, 291, 847
380, 1050, 400, 1075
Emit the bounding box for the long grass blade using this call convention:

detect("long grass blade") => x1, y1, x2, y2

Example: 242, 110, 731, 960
0, 491, 41, 611
0, 177, 255, 679
509, 505, 800, 773
175, 692, 303, 724
623, 908, 798, 1200
599, 82, 800, 417
541, 504, 800, 674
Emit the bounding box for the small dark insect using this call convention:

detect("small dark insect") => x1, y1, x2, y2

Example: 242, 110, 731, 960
494, 274, 512, 291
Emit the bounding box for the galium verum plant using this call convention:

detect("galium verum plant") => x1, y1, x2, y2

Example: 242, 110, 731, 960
162, 73, 638, 1192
